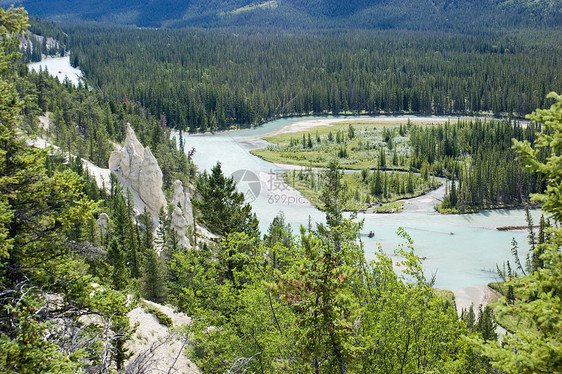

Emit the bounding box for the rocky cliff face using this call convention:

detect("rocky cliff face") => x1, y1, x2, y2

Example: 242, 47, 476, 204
109, 123, 167, 215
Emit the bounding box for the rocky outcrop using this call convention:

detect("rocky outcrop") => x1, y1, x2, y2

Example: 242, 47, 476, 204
126, 300, 200, 374
138, 148, 166, 213
109, 123, 167, 214
170, 180, 193, 249
172, 180, 193, 226
171, 207, 191, 249
96, 213, 109, 235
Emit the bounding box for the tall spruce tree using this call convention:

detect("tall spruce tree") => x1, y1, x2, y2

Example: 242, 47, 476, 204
192, 162, 259, 238
141, 249, 168, 304
474, 93, 562, 373
107, 239, 129, 291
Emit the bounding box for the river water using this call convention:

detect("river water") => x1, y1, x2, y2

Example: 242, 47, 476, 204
28, 56, 84, 86
28, 55, 534, 303
180, 116, 540, 291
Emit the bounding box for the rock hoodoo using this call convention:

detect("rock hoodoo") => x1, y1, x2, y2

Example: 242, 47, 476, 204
170, 180, 193, 249
96, 213, 109, 235
172, 180, 193, 226
171, 206, 191, 249
109, 123, 167, 214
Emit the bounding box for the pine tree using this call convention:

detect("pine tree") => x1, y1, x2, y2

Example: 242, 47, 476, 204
475, 305, 497, 342
379, 147, 386, 168
141, 249, 168, 304
320, 160, 348, 228
449, 179, 458, 207
107, 239, 129, 291
475, 93, 562, 374
264, 212, 293, 270
461, 304, 476, 332
193, 162, 259, 238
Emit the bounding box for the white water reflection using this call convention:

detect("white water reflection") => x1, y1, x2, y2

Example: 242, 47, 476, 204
179, 116, 540, 290
28, 56, 84, 86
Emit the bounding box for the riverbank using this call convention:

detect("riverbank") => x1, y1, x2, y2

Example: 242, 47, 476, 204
453, 285, 501, 315
181, 115, 538, 293
270, 116, 455, 137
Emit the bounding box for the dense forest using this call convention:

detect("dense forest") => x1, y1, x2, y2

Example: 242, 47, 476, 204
65, 25, 562, 131
409, 119, 546, 212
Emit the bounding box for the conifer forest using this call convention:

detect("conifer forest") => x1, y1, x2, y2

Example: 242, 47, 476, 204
1, 2, 561, 373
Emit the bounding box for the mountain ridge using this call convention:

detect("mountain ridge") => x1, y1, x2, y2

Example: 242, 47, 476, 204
8, 0, 562, 30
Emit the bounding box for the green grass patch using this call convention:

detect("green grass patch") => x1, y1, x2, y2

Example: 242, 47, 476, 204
284, 168, 440, 212
256, 123, 412, 170
370, 201, 404, 213
142, 302, 174, 328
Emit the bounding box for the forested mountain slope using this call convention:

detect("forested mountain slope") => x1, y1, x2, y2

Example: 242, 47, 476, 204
66, 26, 562, 131
9, 0, 562, 30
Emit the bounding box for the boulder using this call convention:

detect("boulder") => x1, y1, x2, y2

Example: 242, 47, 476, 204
96, 213, 109, 234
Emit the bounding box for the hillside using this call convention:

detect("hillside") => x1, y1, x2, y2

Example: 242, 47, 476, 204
9, 0, 562, 30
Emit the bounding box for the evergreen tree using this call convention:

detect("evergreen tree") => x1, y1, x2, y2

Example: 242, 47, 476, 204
142, 249, 168, 304
276, 227, 360, 373
450, 179, 458, 207
264, 212, 293, 270
107, 239, 129, 291
475, 305, 497, 342
193, 162, 259, 238
461, 304, 476, 332
475, 93, 562, 374
138, 207, 154, 251
320, 160, 348, 228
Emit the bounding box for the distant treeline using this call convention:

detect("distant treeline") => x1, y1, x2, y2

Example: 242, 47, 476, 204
8, 0, 561, 30
65, 26, 561, 131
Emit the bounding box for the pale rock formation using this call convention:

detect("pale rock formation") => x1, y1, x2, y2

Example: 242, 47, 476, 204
138, 148, 166, 213
108, 123, 144, 177
171, 207, 190, 249
109, 123, 167, 214
172, 180, 193, 227
96, 213, 109, 234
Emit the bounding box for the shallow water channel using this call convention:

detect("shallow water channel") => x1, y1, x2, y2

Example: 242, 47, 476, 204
28, 55, 534, 301
180, 115, 540, 291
